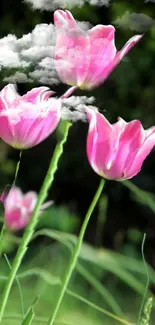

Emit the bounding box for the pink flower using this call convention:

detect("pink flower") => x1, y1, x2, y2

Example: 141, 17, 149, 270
86, 107, 155, 180
0, 84, 61, 149
0, 187, 52, 230
54, 10, 142, 90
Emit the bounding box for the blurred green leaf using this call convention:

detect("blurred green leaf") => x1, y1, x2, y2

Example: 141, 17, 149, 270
123, 180, 155, 213
33, 229, 152, 298
37, 206, 78, 232
21, 296, 39, 325
21, 309, 34, 325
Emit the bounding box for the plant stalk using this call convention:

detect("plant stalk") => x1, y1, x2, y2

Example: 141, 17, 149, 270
48, 178, 105, 325
0, 120, 72, 323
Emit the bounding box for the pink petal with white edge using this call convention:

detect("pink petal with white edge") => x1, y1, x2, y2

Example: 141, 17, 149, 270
5, 187, 23, 211
21, 87, 53, 104
101, 34, 143, 83
125, 127, 155, 179
0, 116, 16, 144
55, 33, 90, 86
54, 10, 90, 87
1, 186, 54, 230
23, 192, 37, 210
104, 120, 145, 180
86, 108, 113, 174
0, 96, 9, 112
1, 84, 20, 105
86, 25, 116, 87
89, 24, 116, 42
0, 84, 61, 149
11, 101, 60, 149
54, 10, 77, 30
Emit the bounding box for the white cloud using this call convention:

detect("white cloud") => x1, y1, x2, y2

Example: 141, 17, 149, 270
0, 23, 60, 85
113, 11, 155, 32
62, 96, 95, 121
4, 72, 33, 83
0, 35, 28, 68
29, 69, 59, 85
24, 0, 110, 10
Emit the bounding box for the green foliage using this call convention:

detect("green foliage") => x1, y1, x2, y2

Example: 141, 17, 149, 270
20, 296, 39, 325
1, 226, 154, 324
37, 205, 78, 232
123, 181, 155, 213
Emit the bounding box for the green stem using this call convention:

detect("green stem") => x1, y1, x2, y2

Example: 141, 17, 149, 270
12, 150, 22, 186
4, 254, 25, 319
0, 120, 72, 323
48, 178, 105, 325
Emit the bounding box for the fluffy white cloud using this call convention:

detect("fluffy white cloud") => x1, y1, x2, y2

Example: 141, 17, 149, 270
113, 11, 155, 32
24, 0, 110, 10
61, 96, 95, 121
4, 72, 33, 83
0, 23, 59, 85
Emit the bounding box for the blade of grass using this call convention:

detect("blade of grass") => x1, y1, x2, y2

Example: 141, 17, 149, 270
4, 254, 25, 319
32, 229, 146, 295
76, 262, 123, 316
0, 268, 134, 325
21, 296, 39, 325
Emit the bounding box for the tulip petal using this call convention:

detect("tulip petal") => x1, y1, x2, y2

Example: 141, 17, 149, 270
99, 34, 142, 83
105, 120, 145, 179
23, 192, 38, 210
86, 108, 113, 174
86, 110, 154, 181
54, 10, 77, 30
86, 25, 116, 87
5, 206, 24, 230
54, 10, 90, 87
125, 127, 155, 179
5, 187, 23, 210
21, 87, 52, 104
1, 84, 20, 105
0, 116, 16, 144
0, 96, 9, 111
0, 85, 61, 149
2, 186, 52, 231
54, 10, 142, 89
10, 102, 60, 149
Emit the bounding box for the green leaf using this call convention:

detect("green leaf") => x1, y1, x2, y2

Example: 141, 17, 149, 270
20, 296, 39, 325
20, 309, 34, 325
123, 180, 155, 213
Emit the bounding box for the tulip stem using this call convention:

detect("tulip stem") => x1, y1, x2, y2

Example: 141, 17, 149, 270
0, 120, 72, 323
13, 150, 22, 186
47, 178, 105, 325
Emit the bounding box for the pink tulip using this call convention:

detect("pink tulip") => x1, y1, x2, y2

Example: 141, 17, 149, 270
0, 186, 52, 230
86, 107, 155, 180
0, 84, 61, 149
54, 10, 142, 89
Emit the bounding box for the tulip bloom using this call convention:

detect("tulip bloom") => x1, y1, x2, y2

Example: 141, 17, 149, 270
54, 10, 142, 90
86, 108, 155, 180
0, 187, 52, 230
0, 84, 61, 149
